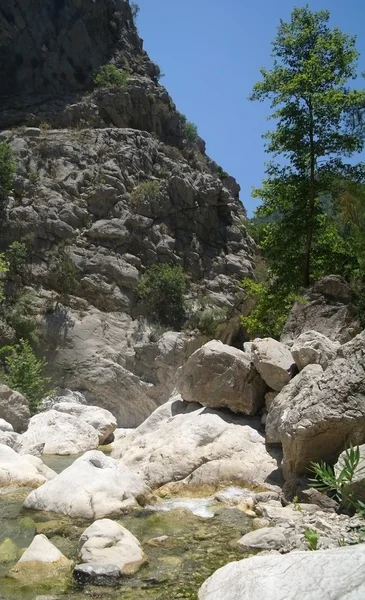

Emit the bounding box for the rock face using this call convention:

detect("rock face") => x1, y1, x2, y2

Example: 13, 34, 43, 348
112, 395, 282, 490
0, 385, 30, 433
198, 544, 365, 600
176, 340, 266, 415
0, 444, 56, 487
251, 338, 295, 392
291, 330, 339, 371
19, 410, 100, 454
24, 450, 149, 518
0, 0, 255, 428
79, 519, 147, 575
281, 275, 360, 344
0, 0, 155, 99
52, 402, 117, 444
266, 331, 365, 479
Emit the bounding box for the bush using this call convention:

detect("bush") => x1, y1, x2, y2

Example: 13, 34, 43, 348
131, 2, 140, 20
6, 292, 39, 346
240, 279, 305, 340
193, 305, 230, 338
310, 444, 365, 516
138, 263, 187, 328
131, 180, 161, 208
6, 241, 28, 279
216, 166, 229, 180
94, 65, 130, 89
48, 243, 79, 302
184, 121, 198, 146
0, 142, 15, 213
0, 339, 50, 414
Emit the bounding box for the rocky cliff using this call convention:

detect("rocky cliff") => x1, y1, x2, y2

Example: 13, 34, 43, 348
0, 0, 255, 426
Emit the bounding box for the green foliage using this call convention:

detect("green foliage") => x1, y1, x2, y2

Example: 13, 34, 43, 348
94, 65, 130, 89
5, 292, 39, 346
138, 263, 187, 328
310, 444, 365, 514
216, 166, 229, 180
195, 305, 230, 338
0, 339, 50, 414
48, 244, 78, 302
184, 121, 199, 146
304, 528, 319, 551
131, 181, 161, 208
6, 242, 28, 279
130, 2, 140, 20
240, 278, 305, 339
0, 142, 15, 213
250, 7, 365, 287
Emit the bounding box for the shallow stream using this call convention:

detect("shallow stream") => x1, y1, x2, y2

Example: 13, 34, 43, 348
0, 456, 252, 600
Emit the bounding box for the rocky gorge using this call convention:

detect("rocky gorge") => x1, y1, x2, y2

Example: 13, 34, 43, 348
0, 1, 365, 599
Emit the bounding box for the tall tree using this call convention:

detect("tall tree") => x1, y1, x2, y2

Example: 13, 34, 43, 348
250, 6, 365, 287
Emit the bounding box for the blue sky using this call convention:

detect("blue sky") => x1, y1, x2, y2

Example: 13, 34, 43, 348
135, 0, 365, 216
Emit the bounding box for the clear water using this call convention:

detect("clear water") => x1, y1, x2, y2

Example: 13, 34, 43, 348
0, 456, 253, 600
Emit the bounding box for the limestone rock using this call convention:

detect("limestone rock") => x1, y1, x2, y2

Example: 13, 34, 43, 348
18, 410, 99, 455
265, 364, 324, 445
198, 544, 365, 600
0, 419, 13, 432
52, 403, 117, 444
79, 519, 147, 575
73, 563, 121, 587
0, 444, 55, 488
291, 330, 339, 370
23, 450, 149, 518
11, 535, 72, 582
176, 340, 266, 415
281, 275, 360, 345
251, 338, 296, 392
237, 527, 287, 551
0, 385, 30, 433
266, 331, 365, 479
0, 430, 21, 450
112, 395, 282, 490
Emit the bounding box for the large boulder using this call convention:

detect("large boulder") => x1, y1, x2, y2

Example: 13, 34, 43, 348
0, 385, 30, 433
251, 338, 296, 392
10, 534, 72, 583
281, 275, 360, 345
266, 331, 365, 479
198, 544, 365, 600
112, 395, 282, 490
18, 410, 99, 455
52, 403, 117, 444
23, 450, 149, 518
176, 340, 266, 416
79, 519, 147, 575
0, 444, 56, 488
291, 330, 339, 371
0, 419, 13, 432
265, 364, 324, 445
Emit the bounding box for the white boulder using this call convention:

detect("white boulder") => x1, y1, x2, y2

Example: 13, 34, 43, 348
198, 544, 365, 600
0, 444, 56, 488
79, 519, 147, 575
176, 340, 266, 415
252, 338, 295, 391
52, 402, 117, 444
23, 450, 149, 518
18, 409, 99, 455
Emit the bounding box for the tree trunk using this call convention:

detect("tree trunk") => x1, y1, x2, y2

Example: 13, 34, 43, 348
303, 99, 316, 287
